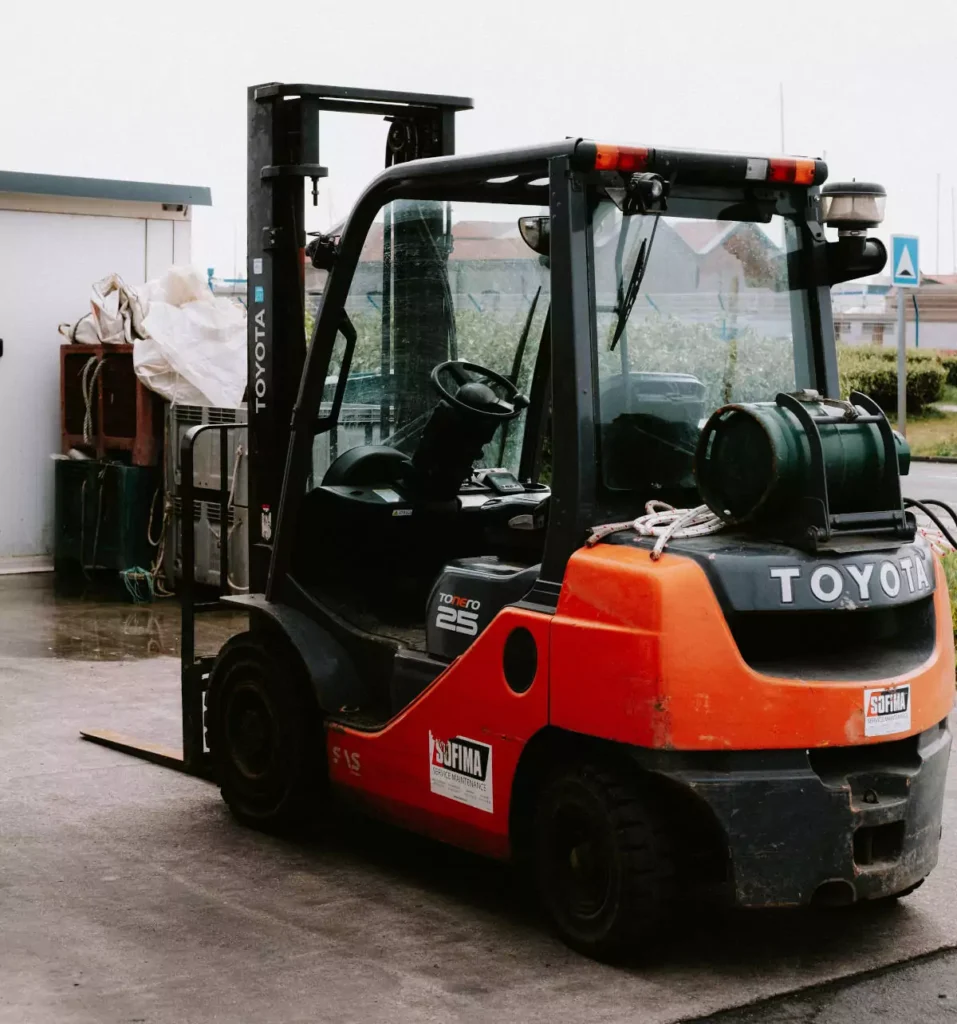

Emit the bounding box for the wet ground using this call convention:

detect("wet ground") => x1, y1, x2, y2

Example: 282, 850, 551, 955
2, 573, 957, 1023
0, 572, 245, 662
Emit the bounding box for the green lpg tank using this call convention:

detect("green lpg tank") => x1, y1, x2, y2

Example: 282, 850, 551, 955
695, 391, 910, 527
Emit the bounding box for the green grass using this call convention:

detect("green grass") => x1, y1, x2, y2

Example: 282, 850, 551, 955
941, 551, 957, 635
938, 383, 957, 405
904, 406, 957, 457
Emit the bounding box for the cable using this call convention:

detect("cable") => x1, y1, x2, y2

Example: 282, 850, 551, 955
79, 463, 110, 580
206, 444, 249, 592
120, 567, 155, 603
587, 501, 726, 560
80, 356, 105, 445
904, 498, 957, 551
146, 487, 175, 598
90, 465, 106, 572
907, 497, 957, 533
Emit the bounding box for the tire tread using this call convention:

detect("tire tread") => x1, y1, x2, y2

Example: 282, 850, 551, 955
537, 762, 678, 960
204, 632, 323, 834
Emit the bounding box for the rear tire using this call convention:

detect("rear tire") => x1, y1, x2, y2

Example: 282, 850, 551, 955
534, 764, 677, 961
204, 632, 324, 833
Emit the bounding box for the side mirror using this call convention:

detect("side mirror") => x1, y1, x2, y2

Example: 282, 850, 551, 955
306, 232, 339, 270
826, 235, 887, 285
518, 216, 550, 256
820, 181, 888, 285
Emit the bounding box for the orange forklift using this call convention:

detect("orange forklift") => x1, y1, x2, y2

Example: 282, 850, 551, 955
85, 83, 954, 960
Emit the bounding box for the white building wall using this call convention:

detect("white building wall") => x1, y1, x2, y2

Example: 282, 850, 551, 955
0, 195, 192, 569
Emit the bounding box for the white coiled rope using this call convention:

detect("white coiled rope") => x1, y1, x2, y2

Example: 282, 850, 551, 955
587, 500, 726, 560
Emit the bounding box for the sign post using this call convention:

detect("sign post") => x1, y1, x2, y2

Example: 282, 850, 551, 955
891, 235, 920, 434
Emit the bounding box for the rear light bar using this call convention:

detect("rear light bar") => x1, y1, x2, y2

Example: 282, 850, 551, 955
594, 144, 650, 173
766, 157, 816, 185
582, 142, 825, 187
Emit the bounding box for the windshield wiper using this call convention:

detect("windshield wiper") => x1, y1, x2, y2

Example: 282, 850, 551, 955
610, 216, 660, 351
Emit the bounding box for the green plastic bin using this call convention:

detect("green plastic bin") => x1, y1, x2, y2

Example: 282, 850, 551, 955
54, 459, 158, 574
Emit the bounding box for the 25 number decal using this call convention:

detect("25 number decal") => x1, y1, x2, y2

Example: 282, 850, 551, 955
435, 607, 478, 636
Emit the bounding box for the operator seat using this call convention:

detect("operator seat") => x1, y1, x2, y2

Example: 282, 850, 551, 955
321, 445, 412, 488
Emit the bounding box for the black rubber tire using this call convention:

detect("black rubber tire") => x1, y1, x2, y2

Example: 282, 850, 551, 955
204, 632, 324, 833
534, 764, 677, 961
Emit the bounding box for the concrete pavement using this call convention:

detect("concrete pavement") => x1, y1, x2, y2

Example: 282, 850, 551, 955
2, 573, 957, 1024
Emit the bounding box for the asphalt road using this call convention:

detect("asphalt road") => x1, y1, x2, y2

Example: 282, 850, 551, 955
906, 462, 957, 510
693, 948, 957, 1023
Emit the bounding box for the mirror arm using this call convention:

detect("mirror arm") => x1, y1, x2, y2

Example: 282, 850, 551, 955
826, 236, 887, 286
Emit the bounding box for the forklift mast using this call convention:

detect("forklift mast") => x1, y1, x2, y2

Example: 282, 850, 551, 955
245, 83, 473, 592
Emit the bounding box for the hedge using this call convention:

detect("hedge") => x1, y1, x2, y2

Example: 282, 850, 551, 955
323, 304, 947, 416
837, 345, 945, 414
939, 351, 957, 387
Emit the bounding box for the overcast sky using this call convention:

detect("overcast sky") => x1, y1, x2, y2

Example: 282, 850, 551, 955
3, 1, 956, 279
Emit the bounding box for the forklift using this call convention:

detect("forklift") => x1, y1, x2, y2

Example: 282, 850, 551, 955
84, 82, 955, 960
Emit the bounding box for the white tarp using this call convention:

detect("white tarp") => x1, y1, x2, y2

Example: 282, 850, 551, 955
133, 266, 247, 408
60, 268, 247, 408
58, 273, 148, 345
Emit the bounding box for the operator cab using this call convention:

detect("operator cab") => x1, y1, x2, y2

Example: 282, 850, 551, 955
295, 200, 552, 682
282, 140, 883, 725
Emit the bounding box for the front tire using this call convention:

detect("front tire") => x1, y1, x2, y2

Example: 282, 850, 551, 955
204, 633, 323, 833
534, 764, 677, 961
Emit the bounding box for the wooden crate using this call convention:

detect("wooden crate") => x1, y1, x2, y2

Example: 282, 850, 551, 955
60, 344, 163, 466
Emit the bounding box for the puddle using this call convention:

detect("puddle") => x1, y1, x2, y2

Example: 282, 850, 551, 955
0, 573, 246, 661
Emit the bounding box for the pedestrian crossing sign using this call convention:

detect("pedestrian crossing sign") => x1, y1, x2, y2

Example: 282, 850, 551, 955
891, 235, 919, 288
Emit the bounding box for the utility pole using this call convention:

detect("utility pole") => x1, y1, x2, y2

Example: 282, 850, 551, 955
936, 173, 941, 273
897, 287, 906, 434
952, 186, 955, 274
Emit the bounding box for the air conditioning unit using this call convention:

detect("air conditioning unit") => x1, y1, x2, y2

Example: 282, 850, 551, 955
163, 404, 248, 592
166, 404, 248, 500
164, 496, 249, 591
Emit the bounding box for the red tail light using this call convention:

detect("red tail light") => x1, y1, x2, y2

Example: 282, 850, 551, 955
594, 144, 650, 172
768, 158, 816, 185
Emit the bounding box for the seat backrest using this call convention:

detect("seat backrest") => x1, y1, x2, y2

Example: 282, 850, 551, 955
321, 445, 412, 488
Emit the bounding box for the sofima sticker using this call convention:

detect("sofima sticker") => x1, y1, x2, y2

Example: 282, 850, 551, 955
863, 684, 911, 737
428, 731, 493, 813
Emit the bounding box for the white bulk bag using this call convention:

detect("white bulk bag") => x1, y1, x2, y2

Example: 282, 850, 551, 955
133, 266, 247, 408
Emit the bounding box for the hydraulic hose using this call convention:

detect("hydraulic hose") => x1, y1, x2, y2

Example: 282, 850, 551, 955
904, 498, 957, 551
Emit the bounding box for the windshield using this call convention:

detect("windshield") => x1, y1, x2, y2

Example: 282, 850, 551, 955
312, 199, 550, 487
592, 199, 806, 503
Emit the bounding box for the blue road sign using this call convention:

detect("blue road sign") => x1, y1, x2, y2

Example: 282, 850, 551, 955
891, 235, 920, 288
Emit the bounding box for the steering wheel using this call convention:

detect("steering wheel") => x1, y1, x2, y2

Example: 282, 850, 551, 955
431, 360, 528, 421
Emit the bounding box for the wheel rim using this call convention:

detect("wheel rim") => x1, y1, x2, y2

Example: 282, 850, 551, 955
224, 681, 276, 781
548, 802, 613, 922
